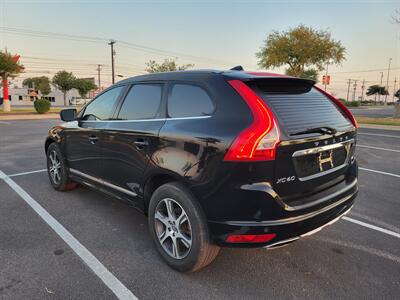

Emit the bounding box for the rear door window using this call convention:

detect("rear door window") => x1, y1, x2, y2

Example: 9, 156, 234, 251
117, 84, 162, 120
168, 84, 214, 118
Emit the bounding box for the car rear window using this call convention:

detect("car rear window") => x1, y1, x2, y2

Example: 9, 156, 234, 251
168, 84, 214, 118
249, 80, 353, 134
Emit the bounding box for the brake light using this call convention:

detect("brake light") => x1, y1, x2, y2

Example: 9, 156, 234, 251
225, 80, 280, 161
314, 86, 358, 128
226, 233, 276, 243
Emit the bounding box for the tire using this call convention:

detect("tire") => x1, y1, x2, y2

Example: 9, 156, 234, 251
46, 143, 79, 191
148, 182, 220, 272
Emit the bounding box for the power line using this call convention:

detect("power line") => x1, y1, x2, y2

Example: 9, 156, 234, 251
0, 26, 235, 66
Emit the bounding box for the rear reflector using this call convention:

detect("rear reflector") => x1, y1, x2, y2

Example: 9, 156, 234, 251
314, 86, 358, 128
226, 233, 276, 243
225, 80, 280, 161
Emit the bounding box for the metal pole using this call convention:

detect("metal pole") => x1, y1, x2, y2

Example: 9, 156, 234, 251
346, 79, 351, 102
108, 40, 116, 84
393, 77, 397, 102
97, 64, 101, 90
361, 79, 366, 101
324, 62, 328, 91
384, 58, 392, 104
378, 72, 383, 103
352, 80, 357, 101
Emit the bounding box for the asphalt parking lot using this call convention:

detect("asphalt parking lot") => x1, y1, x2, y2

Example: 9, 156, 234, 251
0, 119, 399, 299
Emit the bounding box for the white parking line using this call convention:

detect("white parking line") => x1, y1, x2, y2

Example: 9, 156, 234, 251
359, 167, 400, 178
358, 132, 400, 139
343, 217, 400, 239
9, 169, 47, 177
358, 145, 400, 153
0, 170, 138, 300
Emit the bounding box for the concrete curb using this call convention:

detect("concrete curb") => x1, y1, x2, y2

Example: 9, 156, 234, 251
358, 123, 400, 131
0, 114, 59, 121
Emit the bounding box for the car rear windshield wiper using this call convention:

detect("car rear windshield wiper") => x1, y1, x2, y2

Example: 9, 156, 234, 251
290, 126, 338, 136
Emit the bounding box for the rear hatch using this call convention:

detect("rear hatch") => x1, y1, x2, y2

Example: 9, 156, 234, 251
246, 78, 356, 209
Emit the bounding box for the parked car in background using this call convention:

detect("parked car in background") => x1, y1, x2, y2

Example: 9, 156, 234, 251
45, 69, 358, 272
70, 96, 90, 106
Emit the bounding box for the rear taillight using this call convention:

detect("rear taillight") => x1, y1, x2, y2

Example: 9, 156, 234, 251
225, 80, 280, 161
226, 233, 276, 243
314, 86, 358, 128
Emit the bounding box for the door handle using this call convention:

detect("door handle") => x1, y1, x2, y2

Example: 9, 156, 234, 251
88, 135, 99, 144
134, 138, 149, 149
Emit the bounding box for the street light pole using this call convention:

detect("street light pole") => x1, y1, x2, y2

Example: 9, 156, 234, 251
346, 79, 352, 102
384, 58, 392, 104
378, 72, 384, 103
324, 62, 329, 91
96, 64, 102, 90
108, 40, 116, 84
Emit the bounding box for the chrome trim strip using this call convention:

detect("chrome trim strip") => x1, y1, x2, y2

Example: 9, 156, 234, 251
264, 205, 353, 249
80, 115, 211, 123
264, 237, 300, 249
298, 164, 348, 182
292, 139, 354, 157
292, 139, 354, 182
286, 178, 357, 211
217, 192, 356, 227
69, 168, 137, 197
279, 129, 356, 146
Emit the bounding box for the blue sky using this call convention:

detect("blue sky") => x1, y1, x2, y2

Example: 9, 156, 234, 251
1, 0, 399, 98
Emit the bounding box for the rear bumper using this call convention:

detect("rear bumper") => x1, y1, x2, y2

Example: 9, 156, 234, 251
208, 184, 357, 248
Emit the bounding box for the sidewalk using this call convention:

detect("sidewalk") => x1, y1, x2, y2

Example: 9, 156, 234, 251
0, 113, 59, 121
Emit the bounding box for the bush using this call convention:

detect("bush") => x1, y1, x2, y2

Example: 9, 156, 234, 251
337, 99, 360, 107
34, 98, 51, 114
346, 101, 360, 107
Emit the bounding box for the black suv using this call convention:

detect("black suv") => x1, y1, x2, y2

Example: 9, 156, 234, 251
45, 70, 358, 272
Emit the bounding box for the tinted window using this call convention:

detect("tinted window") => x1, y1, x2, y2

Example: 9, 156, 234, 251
118, 84, 162, 120
168, 84, 214, 118
252, 81, 353, 134
82, 86, 124, 120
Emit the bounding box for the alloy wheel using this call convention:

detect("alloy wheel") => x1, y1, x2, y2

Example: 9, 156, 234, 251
49, 150, 62, 185
154, 198, 192, 259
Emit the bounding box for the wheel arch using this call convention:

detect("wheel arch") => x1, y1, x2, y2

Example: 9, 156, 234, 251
142, 171, 188, 215
44, 137, 56, 154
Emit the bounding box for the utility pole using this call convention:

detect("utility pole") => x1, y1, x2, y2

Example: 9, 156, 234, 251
393, 77, 397, 102
384, 58, 392, 104
96, 64, 102, 90
324, 62, 329, 91
378, 72, 384, 103
346, 79, 352, 102
108, 40, 116, 84
352, 80, 358, 101
361, 79, 366, 101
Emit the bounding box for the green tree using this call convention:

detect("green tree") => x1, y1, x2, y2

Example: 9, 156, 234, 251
145, 59, 194, 73
256, 25, 346, 77
23, 76, 51, 96
298, 68, 319, 81
73, 78, 97, 98
366, 85, 389, 97
0, 51, 24, 112
52, 70, 76, 106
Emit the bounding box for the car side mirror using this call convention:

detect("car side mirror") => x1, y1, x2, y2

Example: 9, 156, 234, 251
60, 109, 77, 122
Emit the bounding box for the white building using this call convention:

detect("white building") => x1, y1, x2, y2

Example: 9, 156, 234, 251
0, 86, 82, 107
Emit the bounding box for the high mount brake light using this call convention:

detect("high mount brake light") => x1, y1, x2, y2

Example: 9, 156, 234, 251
314, 86, 358, 128
225, 80, 280, 161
